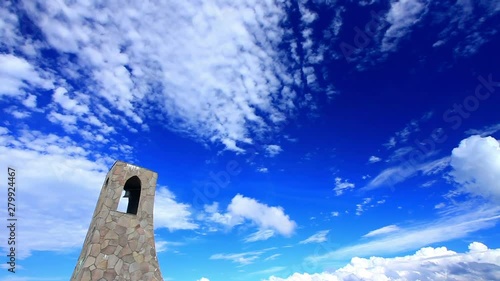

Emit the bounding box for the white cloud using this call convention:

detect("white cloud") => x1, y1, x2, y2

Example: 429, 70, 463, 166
306, 205, 500, 263
355, 197, 372, 216
264, 254, 281, 261
228, 194, 296, 236
250, 266, 286, 276
439, 1, 500, 57
383, 112, 433, 153
363, 156, 449, 190
258, 167, 269, 173
368, 155, 381, 163
22, 94, 37, 108
0, 130, 109, 258
434, 202, 446, 209
52, 87, 89, 115
0, 53, 53, 97
383, 137, 397, 149
382, 0, 427, 52
197, 278, 210, 281
154, 186, 198, 231
0, 127, 9, 135
266, 242, 500, 281
154, 240, 183, 253
387, 146, 414, 162
299, 230, 329, 244
204, 194, 296, 237
333, 177, 355, 196
422, 179, 437, 188
363, 225, 400, 237
331, 211, 339, 217
11, 0, 308, 152
266, 145, 283, 157
465, 123, 500, 137
450, 135, 500, 202
210, 247, 276, 266
245, 229, 276, 243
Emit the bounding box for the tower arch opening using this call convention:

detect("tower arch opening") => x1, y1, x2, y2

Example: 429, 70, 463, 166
118, 176, 141, 215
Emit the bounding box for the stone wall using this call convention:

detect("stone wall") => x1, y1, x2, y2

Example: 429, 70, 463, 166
71, 161, 164, 281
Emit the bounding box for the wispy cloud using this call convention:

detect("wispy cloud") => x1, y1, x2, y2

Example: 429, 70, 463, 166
306, 205, 500, 263
437, 0, 500, 57
384, 111, 434, 153
383, 137, 397, 149
155, 240, 184, 253
465, 123, 500, 137
363, 156, 450, 191
299, 230, 329, 244
210, 247, 276, 266
363, 224, 400, 237
250, 266, 286, 276
382, 0, 427, 51
264, 254, 281, 261
244, 229, 275, 243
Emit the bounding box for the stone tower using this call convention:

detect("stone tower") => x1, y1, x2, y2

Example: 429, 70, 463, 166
71, 160, 164, 281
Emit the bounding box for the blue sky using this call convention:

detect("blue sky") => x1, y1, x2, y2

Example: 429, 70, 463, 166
0, 0, 500, 280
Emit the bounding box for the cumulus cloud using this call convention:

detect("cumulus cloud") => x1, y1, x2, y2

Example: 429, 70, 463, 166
333, 177, 355, 196
266, 242, 500, 281
228, 194, 296, 236
299, 230, 329, 244
204, 194, 296, 238
450, 135, 500, 202
197, 278, 210, 281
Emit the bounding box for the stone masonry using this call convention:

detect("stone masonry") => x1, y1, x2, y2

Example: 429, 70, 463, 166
71, 160, 164, 281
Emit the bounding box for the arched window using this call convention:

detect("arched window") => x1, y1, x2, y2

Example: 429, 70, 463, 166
117, 176, 141, 215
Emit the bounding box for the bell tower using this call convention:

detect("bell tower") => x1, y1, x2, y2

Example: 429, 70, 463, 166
71, 161, 164, 281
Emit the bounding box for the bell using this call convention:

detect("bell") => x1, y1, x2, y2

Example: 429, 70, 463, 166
123, 190, 130, 198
